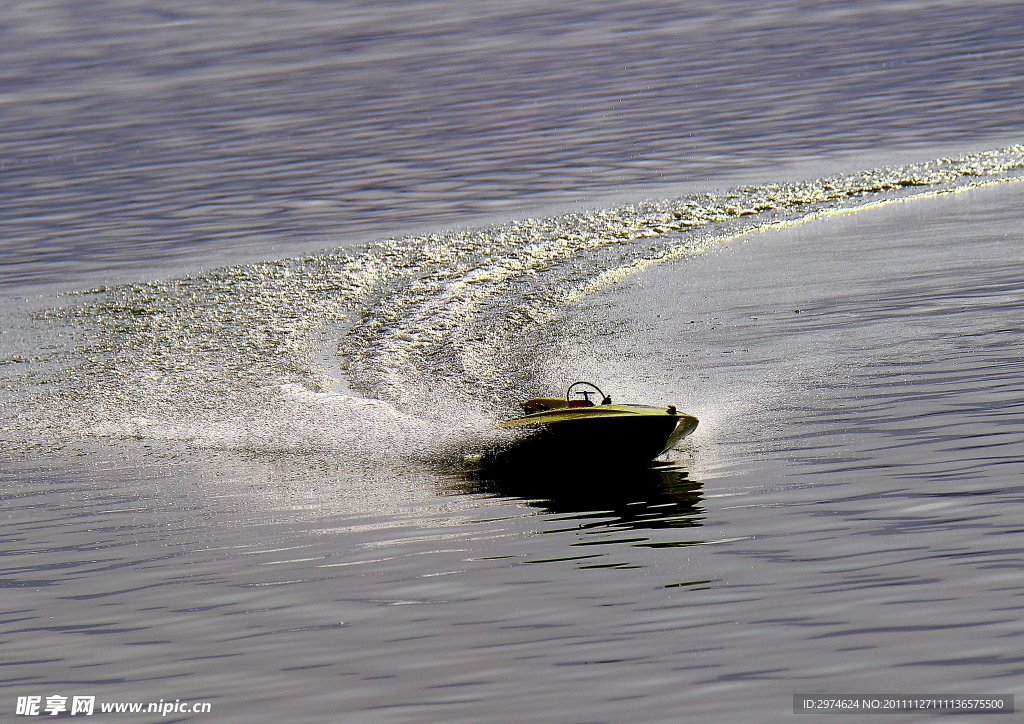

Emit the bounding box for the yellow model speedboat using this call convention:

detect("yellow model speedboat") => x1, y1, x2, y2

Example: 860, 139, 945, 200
496, 382, 698, 467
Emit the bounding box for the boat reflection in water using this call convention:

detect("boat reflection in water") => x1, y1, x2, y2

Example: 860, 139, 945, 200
450, 459, 704, 538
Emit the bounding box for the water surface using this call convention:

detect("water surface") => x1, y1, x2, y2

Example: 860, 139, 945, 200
2, 1, 1024, 722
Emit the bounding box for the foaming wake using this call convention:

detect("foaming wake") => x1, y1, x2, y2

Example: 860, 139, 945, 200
77, 383, 502, 464
2, 145, 1022, 464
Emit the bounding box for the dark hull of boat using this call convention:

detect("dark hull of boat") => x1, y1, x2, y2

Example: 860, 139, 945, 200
487, 414, 694, 470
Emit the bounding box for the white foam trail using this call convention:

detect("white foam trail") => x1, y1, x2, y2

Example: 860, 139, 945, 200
4, 145, 1023, 465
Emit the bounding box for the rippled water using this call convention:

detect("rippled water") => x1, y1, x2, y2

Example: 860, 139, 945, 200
3, 0, 1024, 288
3, 1, 1024, 722
4, 178, 1023, 722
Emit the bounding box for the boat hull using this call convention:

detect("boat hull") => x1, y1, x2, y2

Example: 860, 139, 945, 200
489, 411, 698, 470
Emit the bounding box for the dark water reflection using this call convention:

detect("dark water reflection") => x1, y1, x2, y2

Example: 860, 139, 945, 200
450, 461, 704, 539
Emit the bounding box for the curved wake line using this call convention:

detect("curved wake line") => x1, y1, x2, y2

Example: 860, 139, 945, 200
342, 146, 1024, 404
564, 172, 1024, 303
2, 144, 1022, 458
